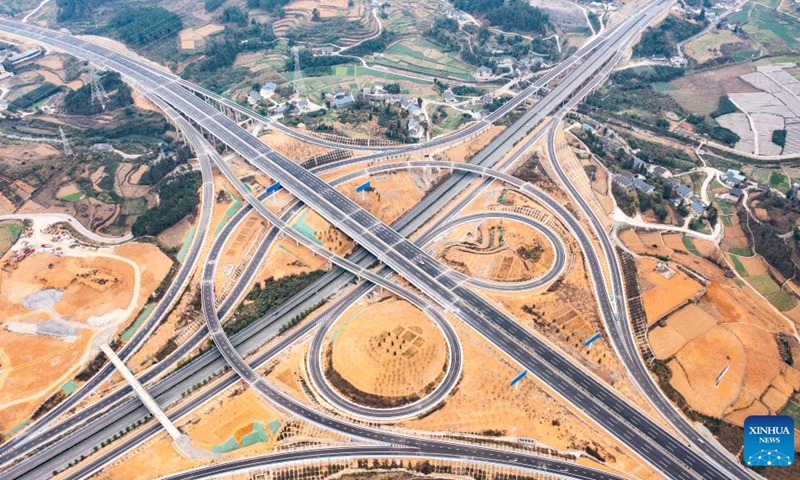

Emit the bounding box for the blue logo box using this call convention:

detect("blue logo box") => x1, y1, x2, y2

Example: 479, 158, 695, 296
744, 415, 794, 467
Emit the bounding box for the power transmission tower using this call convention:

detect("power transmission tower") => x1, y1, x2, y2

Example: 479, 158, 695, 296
59, 127, 73, 156
88, 66, 110, 110
291, 47, 305, 100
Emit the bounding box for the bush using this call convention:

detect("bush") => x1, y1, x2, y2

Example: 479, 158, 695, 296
711, 95, 737, 118
63, 71, 133, 115
227, 270, 326, 335
132, 171, 201, 237
632, 15, 706, 58
454, 0, 550, 34
204, 0, 225, 12
10, 83, 61, 110
56, 0, 108, 22
107, 7, 182, 47
773, 129, 787, 148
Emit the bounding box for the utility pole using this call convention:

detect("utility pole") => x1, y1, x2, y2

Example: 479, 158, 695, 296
59, 126, 73, 156
291, 47, 305, 100
88, 66, 109, 110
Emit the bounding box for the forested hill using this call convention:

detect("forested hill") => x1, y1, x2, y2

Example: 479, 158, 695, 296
55, 0, 109, 22
453, 0, 550, 35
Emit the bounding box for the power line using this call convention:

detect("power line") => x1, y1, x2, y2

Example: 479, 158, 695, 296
87, 65, 110, 110
292, 46, 306, 100
59, 126, 73, 156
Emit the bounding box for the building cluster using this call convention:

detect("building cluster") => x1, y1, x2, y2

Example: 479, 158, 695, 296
437, 2, 472, 23
473, 55, 543, 81
582, 118, 711, 217
312, 46, 336, 56
247, 83, 277, 107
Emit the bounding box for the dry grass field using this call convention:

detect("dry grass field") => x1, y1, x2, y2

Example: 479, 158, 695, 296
405, 322, 661, 479
429, 219, 556, 282
339, 170, 436, 225
628, 229, 800, 425
638, 257, 704, 325
326, 298, 448, 399
667, 62, 759, 116
0, 242, 170, 433
99, 388, 285, 480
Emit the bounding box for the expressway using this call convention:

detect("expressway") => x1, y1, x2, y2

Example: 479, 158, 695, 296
155, 446, 618, 480
0, 3, 748, 480
305, 210, 567, 420
0, 2, 664, 458
46, 122, 619, 480
145, 11, 738, 480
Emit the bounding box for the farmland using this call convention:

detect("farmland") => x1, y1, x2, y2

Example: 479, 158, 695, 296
741, 4, 800, 55
373, 38, 476, 82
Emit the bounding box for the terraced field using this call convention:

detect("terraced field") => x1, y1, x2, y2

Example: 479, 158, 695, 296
274, 0, 379, 46
373, 38, 475, 81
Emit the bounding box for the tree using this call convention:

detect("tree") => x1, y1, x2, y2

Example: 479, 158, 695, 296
706, 205, 718, 227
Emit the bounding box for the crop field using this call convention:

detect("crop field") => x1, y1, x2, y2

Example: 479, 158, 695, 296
666, 63, 757, 116
652, 82, 677, 92
769, 171, 791, 192
743, 5, 800, 54
682, 236, 700, 256
0, 220, 22, 258
374, 38, 475, 82
731, 253, 797, 310
683, 29, 749, 64
742, 165, 773, 183
780, 400, 800, 429
285, 65, 433, 97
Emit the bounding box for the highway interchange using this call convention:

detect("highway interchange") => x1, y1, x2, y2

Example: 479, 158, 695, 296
0, 3, 759, 480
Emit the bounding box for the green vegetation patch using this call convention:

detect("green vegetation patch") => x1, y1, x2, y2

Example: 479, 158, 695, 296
240, 422, 269, 447
633, 15, 706, 58
652, 82, 678, 92
767, 289, 797, 311
121, 304, 155, 341
329, 307, 366, 344
730, 254, 749, 276
132, 171, 202, 238
711, 95, 738, 118
689, 218, 711, 234
780, 400, 800, 430
60, 380, 79, 395
268, 419, 281, 435
5, 419, 31, 437
453, 0, 550, 34
59, 191, 83, 202
177, 227, 196, 263
107, 7, 182, 48
749, 274, 781, 295
376, 39, 475, 81
227, 270, 326, 336
769, 171, 791, 193
0, 220, 23, 258
63, 71, 133, 115
10, 83, 61, 110
683, 236, 701, 256
291, 209, 323, 245
743, 5, 800, 54
212, 437, 239, 453
728, 246, 752, 256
